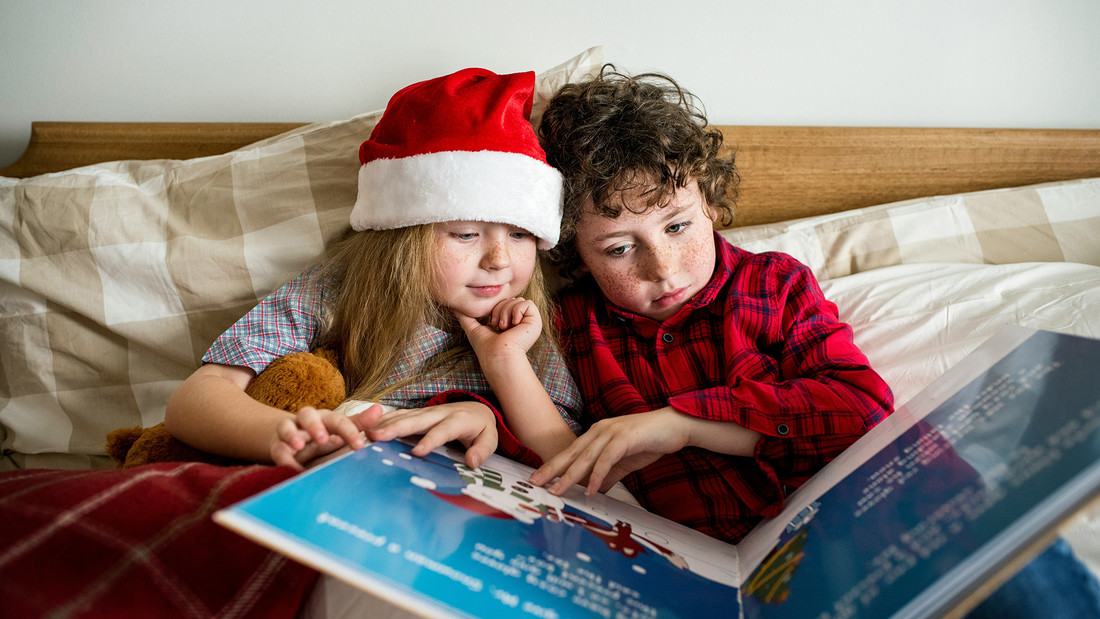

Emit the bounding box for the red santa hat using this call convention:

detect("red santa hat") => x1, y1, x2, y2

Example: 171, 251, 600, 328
351, 68, 563, 249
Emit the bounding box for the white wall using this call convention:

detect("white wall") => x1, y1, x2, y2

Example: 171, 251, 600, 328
3, 0, 1099, 168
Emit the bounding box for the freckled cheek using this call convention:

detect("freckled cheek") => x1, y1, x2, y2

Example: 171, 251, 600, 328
683, 237, 712, 273
595, 266, 643, 304
431, 245, 472, 289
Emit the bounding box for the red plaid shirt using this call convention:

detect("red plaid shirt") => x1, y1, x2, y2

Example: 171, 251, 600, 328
556, 233, 894, 542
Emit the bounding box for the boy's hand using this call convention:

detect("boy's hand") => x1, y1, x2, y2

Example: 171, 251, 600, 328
529, 407, 692, 496
363, 401, 498, 469
271, 405, 378, 471
454, 297, 541, 362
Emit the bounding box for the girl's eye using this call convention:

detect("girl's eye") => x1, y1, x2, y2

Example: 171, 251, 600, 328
667, 221, 691, 234
452, 232, 477, 241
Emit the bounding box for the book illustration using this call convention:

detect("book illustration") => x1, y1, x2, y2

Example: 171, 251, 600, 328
362, 440, 722, 582
742, 528, 808, 605
739, 501, 821, 606
447, 460, 691, 570
219, 437, 739, 619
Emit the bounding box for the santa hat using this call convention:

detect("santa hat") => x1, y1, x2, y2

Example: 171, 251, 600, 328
351, 68, 563, 249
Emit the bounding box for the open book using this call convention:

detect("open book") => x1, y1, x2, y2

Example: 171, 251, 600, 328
215, 326, 1100, 618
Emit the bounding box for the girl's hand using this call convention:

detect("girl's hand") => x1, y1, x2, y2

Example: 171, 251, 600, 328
364, 401, 498, 469
270, 405, 380, 471
454, 297, 541, 363
529, 407, 693, 496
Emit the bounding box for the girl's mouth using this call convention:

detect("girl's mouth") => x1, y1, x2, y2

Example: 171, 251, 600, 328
470, 285, 504, 298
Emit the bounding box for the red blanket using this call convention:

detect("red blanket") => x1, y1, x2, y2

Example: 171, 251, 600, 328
0, 462, 318, 618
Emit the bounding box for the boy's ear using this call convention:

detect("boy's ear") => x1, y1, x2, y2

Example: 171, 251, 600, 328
703, 201, 720, 222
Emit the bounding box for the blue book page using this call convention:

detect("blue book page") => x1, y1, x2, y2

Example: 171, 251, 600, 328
740, 328, 1100, 619
216, 438, 740, 618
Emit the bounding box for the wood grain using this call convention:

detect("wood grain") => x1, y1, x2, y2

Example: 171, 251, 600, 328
0, 121, 306, 178
721, 126, 1100, 226
4, 122, 1098, 228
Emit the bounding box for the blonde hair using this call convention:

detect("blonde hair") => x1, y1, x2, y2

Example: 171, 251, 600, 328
316, 225, 556, 402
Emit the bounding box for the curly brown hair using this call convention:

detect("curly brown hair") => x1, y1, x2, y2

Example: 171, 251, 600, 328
538, 65, 738, 281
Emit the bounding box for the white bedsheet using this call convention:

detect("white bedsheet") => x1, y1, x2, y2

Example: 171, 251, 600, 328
821, 261, 1100, 407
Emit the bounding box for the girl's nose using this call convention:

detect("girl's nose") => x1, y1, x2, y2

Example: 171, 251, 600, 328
481, 239, 510, 270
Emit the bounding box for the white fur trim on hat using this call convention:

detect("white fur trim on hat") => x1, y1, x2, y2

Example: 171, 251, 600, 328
351, 150, 563, 249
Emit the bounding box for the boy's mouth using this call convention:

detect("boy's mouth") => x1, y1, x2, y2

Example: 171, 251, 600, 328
654, 287, 687, 307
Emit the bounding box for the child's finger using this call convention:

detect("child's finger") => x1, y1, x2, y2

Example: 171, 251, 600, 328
407, 410, 475, 455
366, 408, 438, 442
512, 299, 533, 325
462, 429, 496, 469
491, 302, 507, 329
275, 418, 309, 451
330, 415, 366, 450
296, 406, 329, 445
529, 442, 577, 486
409, 424, 453, 457
349, 404, 386, 432
552, 437, 611, 495
531, 450, 584, 493
585, 450, 621, 496
271, 441, 306, 471
452, 310, 480, 334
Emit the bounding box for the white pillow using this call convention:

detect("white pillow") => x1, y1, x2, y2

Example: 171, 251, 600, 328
722, 177, 1100, 281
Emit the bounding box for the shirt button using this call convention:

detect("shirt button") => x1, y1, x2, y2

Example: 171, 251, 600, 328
776, 424, 790, 436
661, 333, 674, 343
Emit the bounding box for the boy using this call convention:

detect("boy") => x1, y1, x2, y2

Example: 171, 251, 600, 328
528, 68, 894, 544
530, 68, 1100, 619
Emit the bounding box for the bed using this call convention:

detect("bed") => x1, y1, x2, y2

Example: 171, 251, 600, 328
2, 48, 1100, 617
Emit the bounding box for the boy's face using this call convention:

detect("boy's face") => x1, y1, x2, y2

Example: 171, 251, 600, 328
575, 180, 717, 322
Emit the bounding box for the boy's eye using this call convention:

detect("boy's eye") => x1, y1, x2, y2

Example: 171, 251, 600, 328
666, 221, 691, 234
607, 244, 632, 257
510, 230, 533, 240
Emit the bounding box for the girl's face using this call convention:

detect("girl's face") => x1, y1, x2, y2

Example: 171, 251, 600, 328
574, 180, 717, 322
430, 221, 538, 318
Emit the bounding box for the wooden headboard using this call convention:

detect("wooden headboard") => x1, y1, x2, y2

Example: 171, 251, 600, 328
3, 122, 1099, 227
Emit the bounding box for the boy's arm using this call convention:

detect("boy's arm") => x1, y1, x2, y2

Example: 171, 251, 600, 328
668, 258, 894, 479
531, 405, 762, 495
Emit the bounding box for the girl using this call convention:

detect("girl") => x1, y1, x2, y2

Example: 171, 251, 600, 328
165, 68, 581, 472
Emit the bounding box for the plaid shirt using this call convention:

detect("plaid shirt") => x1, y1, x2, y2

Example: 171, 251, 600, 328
556, 233, 894, 542
204, 267, 583, 468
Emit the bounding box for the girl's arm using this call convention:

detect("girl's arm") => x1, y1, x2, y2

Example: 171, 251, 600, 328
455, 298, 577, 461
165, 363, 369, 468
166, 364, 288, 462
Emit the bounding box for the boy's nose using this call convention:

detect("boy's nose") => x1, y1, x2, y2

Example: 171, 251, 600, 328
641, 248, 674, 281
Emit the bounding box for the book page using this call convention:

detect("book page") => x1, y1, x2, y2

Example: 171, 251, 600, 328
217, 438, 740, 619
736, 325, 1037, 575
736, 327, 1100, 619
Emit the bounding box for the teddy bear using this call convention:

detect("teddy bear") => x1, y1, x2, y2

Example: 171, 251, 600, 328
106, 349, 346, 468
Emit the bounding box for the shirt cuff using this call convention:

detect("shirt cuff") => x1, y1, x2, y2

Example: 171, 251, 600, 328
423, 390, 542, 469
668, 386, 795, 438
